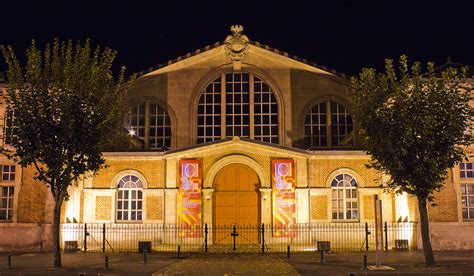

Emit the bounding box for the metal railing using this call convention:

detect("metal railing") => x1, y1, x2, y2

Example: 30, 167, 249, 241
60, 222, 417, 253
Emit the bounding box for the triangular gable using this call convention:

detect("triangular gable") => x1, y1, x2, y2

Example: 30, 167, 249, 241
138, 26, 348, 82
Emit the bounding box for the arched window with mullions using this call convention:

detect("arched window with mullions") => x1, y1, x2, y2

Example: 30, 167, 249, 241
331, 173, 358, 220
116, 175, 143, 221
197, 72, 279, 144
126, 102, 172, 149
304, 100, 354, 149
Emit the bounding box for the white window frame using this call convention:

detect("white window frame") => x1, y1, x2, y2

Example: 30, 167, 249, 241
461, 183, 474, 220
1, 165, 15, 182
460, 162, 474, 179
331, 173, 358, 221
197, 71, 279, 144
3, 110, 17, 146
0, 186, 14, 221
116, 175, 143, 222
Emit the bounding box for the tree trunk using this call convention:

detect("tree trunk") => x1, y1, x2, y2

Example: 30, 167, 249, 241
417, 196, 436, 267
52, 199, 62, 268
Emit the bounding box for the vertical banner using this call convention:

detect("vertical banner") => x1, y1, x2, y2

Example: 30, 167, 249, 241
178, 159, 202, 237
272, 159, 297, 237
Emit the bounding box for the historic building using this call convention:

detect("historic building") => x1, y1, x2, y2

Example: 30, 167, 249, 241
0, 26, 473, 252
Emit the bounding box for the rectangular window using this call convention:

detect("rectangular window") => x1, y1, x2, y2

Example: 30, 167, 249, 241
460, 162, 474, 178
0, 186, 14, 221
2, 165, 15, 181
461, 184, 474, 220
4, 110, 17, 145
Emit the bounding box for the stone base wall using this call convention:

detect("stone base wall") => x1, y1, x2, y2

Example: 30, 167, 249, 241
0, 223, 53, 252
417, 222, 474, 250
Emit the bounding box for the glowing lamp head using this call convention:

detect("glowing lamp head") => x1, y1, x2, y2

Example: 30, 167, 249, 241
128, 129, 136, 136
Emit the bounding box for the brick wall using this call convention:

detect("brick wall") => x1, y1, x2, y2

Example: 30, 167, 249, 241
146, 196, 163, 220
17, 166, 48, 223
93, 159, 165, 188
363, 195, 375, 220
310, 195, 327, 220
95, 196, 112, 221
428, 170, 458, 222
309, 158, 381, 187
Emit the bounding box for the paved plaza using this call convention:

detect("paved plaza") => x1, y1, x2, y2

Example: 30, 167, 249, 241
0, 250, 473, 275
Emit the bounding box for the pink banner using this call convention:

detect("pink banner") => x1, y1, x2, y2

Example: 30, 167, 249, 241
272, 159, 297, 237
178, 159, 202, 237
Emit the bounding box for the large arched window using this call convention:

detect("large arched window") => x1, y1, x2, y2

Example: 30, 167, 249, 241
197, 72, 278, 144
116, 175, 143, 221
126, 102, 172, 149
304, 100, 354, 149
331, 173, 358, 220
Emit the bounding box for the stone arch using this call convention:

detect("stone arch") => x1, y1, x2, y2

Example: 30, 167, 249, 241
127, 96, 178, 149
299, 95, 353, 127
204, 154, 267, 189
298, 96, 357, 149
190, 64, 286, 145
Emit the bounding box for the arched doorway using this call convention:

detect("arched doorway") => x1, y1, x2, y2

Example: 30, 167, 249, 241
213, 164, 260, 243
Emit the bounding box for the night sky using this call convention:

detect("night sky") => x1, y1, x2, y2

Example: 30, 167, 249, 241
1, 0, 473, 76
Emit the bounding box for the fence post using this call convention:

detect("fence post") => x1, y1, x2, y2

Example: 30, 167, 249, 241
84, 223, 88, 253
102, 223, 106, 253
204, 223, 208, 253
231, 225, 238, 251
104, 255, 109, 270
261, 223, 265, 254
287, 245, 290, 258
7, 255, 12, 269
365, 222, 369, 252
384, 221, 388, 252
143, 249, 147, 264
177, 245, 181, 258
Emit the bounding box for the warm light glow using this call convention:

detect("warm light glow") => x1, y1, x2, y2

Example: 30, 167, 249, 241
395, 192, 414, 247
129, 129, 136, 136
395, 192, 410, 222
263, 195, 268, 200
65, 187, 78, 223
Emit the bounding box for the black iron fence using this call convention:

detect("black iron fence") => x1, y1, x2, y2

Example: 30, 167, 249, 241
60, 222, 416, 253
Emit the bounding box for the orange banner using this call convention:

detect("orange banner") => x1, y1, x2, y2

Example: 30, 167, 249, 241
178, 159, 202, 237
272, 159, 297, 237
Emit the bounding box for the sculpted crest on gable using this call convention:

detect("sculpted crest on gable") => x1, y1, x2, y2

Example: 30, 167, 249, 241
224, 25, 249, 71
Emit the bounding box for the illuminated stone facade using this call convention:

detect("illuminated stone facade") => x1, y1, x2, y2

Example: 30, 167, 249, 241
0, 26, 473, 252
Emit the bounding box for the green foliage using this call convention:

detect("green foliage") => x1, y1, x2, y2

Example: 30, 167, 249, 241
0, 39, 132, 200
351, 55, 472, 200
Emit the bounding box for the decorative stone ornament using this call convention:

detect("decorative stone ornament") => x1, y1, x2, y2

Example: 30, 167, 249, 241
224, 25, 249, 71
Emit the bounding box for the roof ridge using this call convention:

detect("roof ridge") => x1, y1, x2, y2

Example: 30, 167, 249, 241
136, 41, 224, 77
136, 40, 348, 80
248, 41, 347, 79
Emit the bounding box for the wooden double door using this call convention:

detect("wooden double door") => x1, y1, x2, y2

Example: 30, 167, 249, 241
213, 164, 260, 244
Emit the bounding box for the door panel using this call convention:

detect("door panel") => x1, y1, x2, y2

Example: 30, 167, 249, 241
213, 164, 259, 243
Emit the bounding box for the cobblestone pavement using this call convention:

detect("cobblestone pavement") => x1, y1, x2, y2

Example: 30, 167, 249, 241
0, 252, 179, 275
285, 250, 474, 276
155, 253, 298, 275
0, 250, 473, 275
